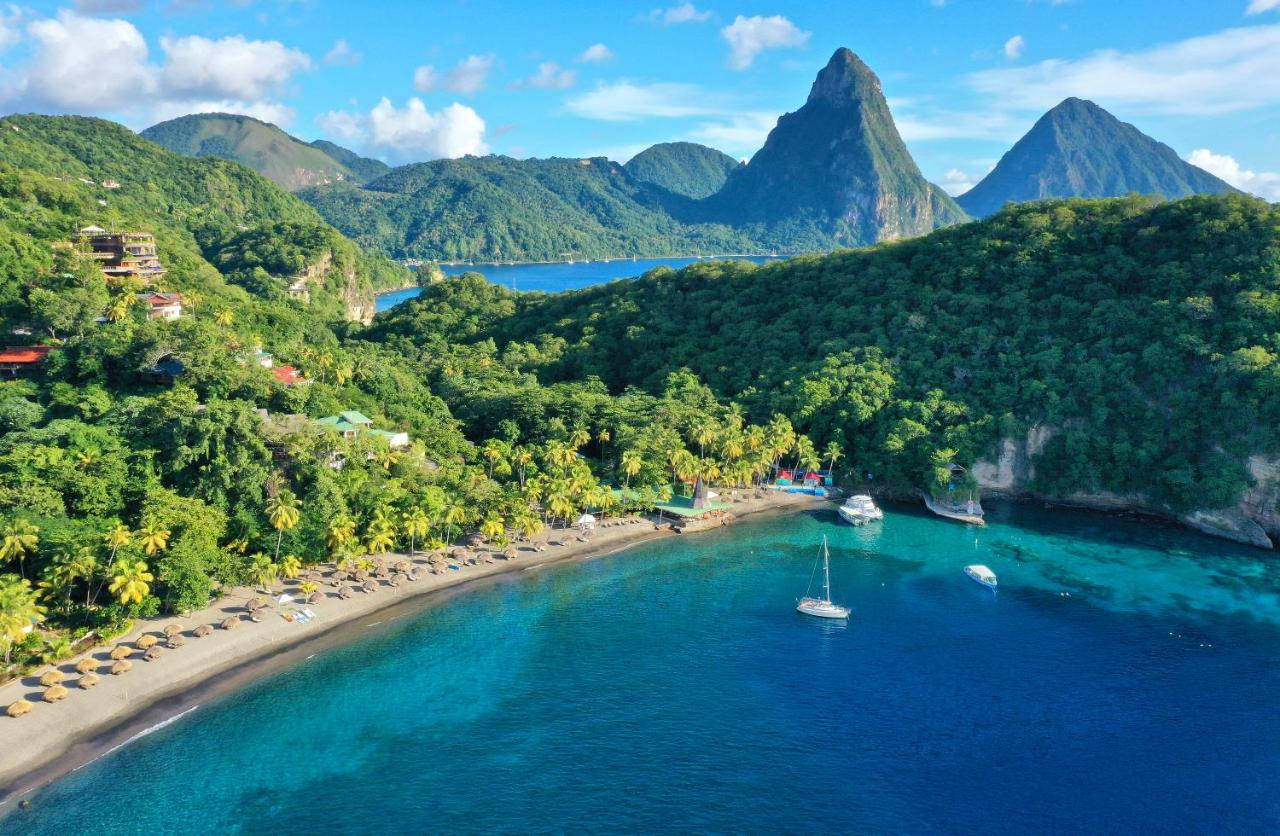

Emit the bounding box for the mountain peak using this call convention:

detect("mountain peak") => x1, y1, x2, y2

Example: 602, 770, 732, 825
807, 47, 881, 105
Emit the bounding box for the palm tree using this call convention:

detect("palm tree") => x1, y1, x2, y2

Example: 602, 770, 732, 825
692, 421, 718, 460
365, 506, 397, 555
105, 294, 135, 323
480, 514, 506, 543
441, 504, 467, 545
620, 449, 643, 488
374, 447, 401, 472
214, 308, 234, 327
0, 574, 45, 665
720, 432, 744, 462
1, 519, 39, 578
136, 523, 170, 556
402, 508, 430, 555
108, 559, 154, 606
513, 508, 543, 541
266, 490, 301, 562
299, 579, 319, 597
823, 441, 844, 475
482, 441, 505, 479
511, 445, 534, 487
248, 553, 277, 592
66, 546, 102, 607
568, 426, 591, 450
326, 515, 356, 557
280, 554, 302, 580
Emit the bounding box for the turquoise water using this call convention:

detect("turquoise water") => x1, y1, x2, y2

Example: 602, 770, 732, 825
10, 501, 1280, 833
375, 256, 780, 311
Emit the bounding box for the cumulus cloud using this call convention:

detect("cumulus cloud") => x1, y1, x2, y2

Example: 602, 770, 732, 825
323, 38, 362, 67
150, 98, 295, 127
577, 43, 613, 62
413, 54, 494, 95
967, 24, 1280, 115
510, 61, 576, 90
318, 97, 487, 163
159, 34, 311, 101
1003, 34, 1025, 60
21, 11, 156, 111
1247, 0, 1280, 12
689, 112, 779, 152
565, 81, 714, 121
0, 6, 23, 51
1186, 148, 1280, 201
721, 14, 810, 70
644, 3, 712, 24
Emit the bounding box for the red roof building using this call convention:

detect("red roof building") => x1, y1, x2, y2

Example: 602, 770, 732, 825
0, 345, 55, 376
271, 364, 306, 385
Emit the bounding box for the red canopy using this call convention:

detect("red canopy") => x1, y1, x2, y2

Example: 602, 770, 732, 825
777, 470, 794, 480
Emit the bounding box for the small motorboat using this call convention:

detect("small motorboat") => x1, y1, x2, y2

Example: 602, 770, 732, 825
837, 494, 883, 525
964, 564, 998, 590
797, 536, 850, 619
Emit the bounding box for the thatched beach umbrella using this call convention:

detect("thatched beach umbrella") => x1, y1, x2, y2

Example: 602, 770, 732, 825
143, 646, 162, 662
167, 635, 185, 649
337, 584, 353, 599
332, 570, 351, 583
393, 559, 411, 574
220, 616, 240, 630
391, 572, 408, 586
353, 570, 370, 583
193, 623, 213, 637
76, 658, 98, 675
504, 547, 518, 560
163, 623, 183, 638
449, 547, 467, 562
361, 579, 377, 593
109, 645, 133, 661
39, 669, 65, 687
7, 699, 33, 718
306, 590, 322, 605
78, 672, 100, 690
136, 634, 159, 650
43, 684, 69, 703
111, 659, 133, 675
465, 532, 486, 547
245, 596, 266, 612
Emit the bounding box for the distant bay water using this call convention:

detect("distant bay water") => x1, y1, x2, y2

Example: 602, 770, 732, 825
14, 502, 1280, 833
375, 256, 781, 311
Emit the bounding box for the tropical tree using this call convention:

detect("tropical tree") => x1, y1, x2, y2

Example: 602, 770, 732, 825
620, 449, 643, 488
266, 490, 301, 561
402, 508, 430, 555
108, 559, 154, 606
280, 554, 302, 580
0, 519, 39, 578
299, 579, 319, 597
480, 514, 506, 543
441, 503, 467, 545
513, 508, 543, 541
137, 523, 170, 556
105, 294, 135, 323
823, 441, 844, 474
326, 515, 357, 557
248, 553, 277, 592
568, 426, 591, 450
482, 441, 505, 479
0, 574, 45, 665
511, 445, 534, 487
214, 308, 234, 327
66, 546, 103, 606
364, 506, 396, 555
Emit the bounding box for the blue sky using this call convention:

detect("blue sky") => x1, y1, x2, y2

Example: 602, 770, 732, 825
1, 0, 1278, 199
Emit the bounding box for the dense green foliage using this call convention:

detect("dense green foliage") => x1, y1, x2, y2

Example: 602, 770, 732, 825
623, 142, 740, 199
957, 98, 1238, 218
141, 113, 384, 191
374, 194, 1280, 514
300, 156, 759, 262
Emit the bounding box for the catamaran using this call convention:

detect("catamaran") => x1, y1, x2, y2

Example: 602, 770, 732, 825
797, 535, 850, 619
837, 494, 883, 525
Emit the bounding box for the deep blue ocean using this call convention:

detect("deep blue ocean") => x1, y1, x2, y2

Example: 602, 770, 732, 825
375, 256, 780, 311
9, 501, 1280, 834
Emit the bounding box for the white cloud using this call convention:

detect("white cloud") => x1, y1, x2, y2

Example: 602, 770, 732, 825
73, 0, 142, 12
967, 24, 1280, 115
721, 14, 810, 70
577, 43, 613, 63
1186, 148, 1280, 201
323, 38, 362, 67
1004, 34, 1025, 60
645, 3, 712, 24
318, 97, 488, 163
510, 61, 576, 90
565, 81, 714, 121
150, 98, 296, 127
1247, 0, 1280, 13
159, 34, 311, 101
690, 112, 779, 153
0, 6, 22, 51
413, 54, 494, 95
893, 104, 1026, 142
21, 11, 156, 111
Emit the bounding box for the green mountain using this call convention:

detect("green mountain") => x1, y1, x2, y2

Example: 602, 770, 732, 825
371, 193, 1280, 546
623, 142, 739, 199
140, 113, 385, 191
300, 155, 756, 262
957, 98, 1238, 218
703, 47, 968, 248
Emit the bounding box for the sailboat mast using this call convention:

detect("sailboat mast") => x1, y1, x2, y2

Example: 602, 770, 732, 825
822, 536, 831, 602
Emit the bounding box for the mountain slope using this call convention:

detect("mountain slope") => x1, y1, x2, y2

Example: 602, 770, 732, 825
141, 113, 383, 191
301, 155, 756, 262
702, 47, 967, 248
624, 142, 739, 199
957, 98, 1237, 217
309, 139, 390, 183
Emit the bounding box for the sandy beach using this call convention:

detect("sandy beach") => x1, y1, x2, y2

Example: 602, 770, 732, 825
0, 490, 825, 801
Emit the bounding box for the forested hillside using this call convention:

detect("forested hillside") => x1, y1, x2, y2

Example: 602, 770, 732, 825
371, 194, 1280, 523
623, 142, 740, 199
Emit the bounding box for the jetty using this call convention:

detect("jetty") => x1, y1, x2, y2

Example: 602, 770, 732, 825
923, 492, 986, 525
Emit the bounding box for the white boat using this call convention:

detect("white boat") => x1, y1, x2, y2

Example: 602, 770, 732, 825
797, 535, 850, 619
964, 564, 998, 590
837, 494, 883, 525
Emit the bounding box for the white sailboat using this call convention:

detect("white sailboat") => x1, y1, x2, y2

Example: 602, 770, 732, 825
797, 535, 849, 619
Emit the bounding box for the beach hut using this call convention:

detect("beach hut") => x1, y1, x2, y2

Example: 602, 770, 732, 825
220, 616, 240, 630
43, 684, 69, 703
775, 469, 794, 486
109, 644, 133, 660
111, 660, 133, 675
39, 669, 65, 687
193, 623, 213, 637
6, 699, 32, 718
75, 658, 98, 674
163, 623, 183, 638
803, 471, 822, 487
167, 634, 185, 649
143, 646, 162, 662
136, 634, 159, 650
78, 672, 100, 689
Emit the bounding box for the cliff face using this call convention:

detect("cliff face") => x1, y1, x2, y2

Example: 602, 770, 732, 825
973, 427, 1279, 549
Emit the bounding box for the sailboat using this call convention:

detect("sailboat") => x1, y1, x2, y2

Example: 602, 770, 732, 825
797, 535, 849, 619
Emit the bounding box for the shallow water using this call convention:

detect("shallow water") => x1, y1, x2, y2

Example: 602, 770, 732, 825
11, 501, 1280, 833
375, 256, 779, 311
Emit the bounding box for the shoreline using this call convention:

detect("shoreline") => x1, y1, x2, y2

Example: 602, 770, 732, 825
0, 491, 824, 804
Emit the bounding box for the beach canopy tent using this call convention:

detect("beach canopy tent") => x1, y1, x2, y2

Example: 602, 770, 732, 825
575, 513, 596, 530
